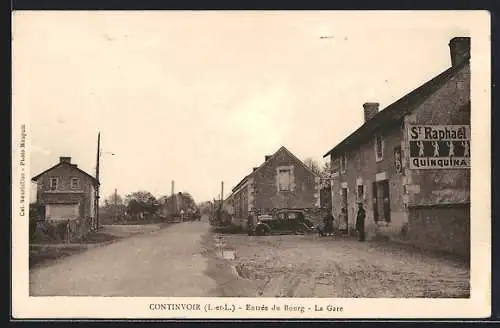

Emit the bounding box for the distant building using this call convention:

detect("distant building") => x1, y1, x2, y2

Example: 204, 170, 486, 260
323, 37, 470, 258
31, 156, 99, 224
228, 146, 321, 230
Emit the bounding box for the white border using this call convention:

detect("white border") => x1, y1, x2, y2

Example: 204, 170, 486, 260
11, 10, 491, 319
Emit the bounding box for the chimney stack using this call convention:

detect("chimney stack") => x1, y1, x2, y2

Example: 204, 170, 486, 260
59, 156, 71, 164
253, 167, 259, 172
265, 155, 272, 161
363, 102, 379, 122
449, 37, 470, 67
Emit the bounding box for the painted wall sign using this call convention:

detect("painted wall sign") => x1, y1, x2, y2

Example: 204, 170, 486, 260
407, 125, 470, 169
394, 146, 402, 174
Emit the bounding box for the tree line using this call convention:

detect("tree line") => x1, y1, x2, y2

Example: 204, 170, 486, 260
100, 190, 199, 223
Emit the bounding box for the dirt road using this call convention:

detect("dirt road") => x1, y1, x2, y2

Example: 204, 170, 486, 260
29, 221, 216, 296
204, 233, 470, 298
30, 220, 470, 298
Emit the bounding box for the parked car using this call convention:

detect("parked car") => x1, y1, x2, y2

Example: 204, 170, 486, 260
249, 209, 317, 236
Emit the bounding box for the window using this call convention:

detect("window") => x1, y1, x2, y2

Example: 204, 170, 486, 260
357, 150, 362, 169
71, 178, 80, 189
357, 185, 364, 202
49, 177, 58, 191
278, 168, 291, 191
340, 154, 347, 173
288, 212, 298, 219
331, 158, 340, 177
375, 135, 384, 162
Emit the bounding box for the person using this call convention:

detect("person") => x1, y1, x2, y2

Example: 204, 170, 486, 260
321, 207, 333, 236
326, 209, 334, 236
247, 214, 255, 236
339, 208, 348, 235
355, 202, 366, 242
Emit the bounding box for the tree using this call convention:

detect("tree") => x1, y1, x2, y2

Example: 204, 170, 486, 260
321, 160, 332, 178
180, 192, 197, 212
304, 157, 332, 179
125, 191, 159, 218
101, 192, 126, 223
125, 191, 156, 205
104, 193, 123, 207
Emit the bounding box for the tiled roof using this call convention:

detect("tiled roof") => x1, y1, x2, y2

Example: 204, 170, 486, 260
31, 162, 99, 185
323, 59, 469, 158
231, 146, 319, 193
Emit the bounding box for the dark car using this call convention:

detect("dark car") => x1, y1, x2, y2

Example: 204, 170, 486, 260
249, 209, 317, 236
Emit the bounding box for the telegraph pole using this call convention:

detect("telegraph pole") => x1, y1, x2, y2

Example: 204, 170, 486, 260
114, 188, 118, 221
95, 132, 101, 231
221, 181, 224, 205
170, 180, 175, 218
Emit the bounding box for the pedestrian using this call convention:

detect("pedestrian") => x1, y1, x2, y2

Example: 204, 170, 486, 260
322, 209, 330, 236
355, 202, 366, 242
247, 214, 255, 236
339, 207, 348, 235
326, 209, 334, 236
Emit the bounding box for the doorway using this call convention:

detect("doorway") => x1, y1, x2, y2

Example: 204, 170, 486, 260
341, 187, 348, 227
373, 179, 391, 223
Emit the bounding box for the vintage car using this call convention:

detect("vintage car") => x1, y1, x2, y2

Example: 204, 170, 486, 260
248, 209, 317, 236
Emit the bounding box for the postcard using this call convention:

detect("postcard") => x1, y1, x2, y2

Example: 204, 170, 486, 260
11, 10, 491, 319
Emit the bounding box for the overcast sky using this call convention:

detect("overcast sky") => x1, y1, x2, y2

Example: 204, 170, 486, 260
13, 11, 471, 203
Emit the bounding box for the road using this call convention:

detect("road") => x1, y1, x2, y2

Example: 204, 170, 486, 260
30, 220, 469, 298
213, 233, 470, 298
30, 221, 216, 296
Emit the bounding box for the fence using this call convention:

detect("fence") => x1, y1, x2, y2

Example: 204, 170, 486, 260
30, 217, 92, 244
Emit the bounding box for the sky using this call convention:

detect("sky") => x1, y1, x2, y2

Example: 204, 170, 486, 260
13, 11, 472, 204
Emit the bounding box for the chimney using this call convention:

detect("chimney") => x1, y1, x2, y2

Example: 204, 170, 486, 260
253, 167, 259, 172
363, 102, 379, 122
265, 155, 272, 161
59, 156, 71, 164
449, 37, 470, 67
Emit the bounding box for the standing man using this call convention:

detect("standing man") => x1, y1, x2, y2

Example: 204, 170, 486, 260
339, 207, 348, 235
326, 208, 335, 236
247, 213, 255, 236
355, 202, 366, 242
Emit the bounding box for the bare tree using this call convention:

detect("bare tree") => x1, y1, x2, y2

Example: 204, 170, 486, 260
303, 157, 322, 176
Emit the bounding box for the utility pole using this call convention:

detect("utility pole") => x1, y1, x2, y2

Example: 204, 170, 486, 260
219, 181, 224, 223
95, 132, 101, 231
221, 181, 224, 205
114, 188, 118, 222
171, 180, 175, 218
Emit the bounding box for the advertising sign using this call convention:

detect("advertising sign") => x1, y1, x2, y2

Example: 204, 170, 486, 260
407, 125, 470, 169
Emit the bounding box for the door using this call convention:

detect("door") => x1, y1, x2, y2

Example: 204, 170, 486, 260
372, 182, 379, 222
375, 180, 391, 223
341, 187, 348, 226
275, 212, 286, 230
287, 212, 299, 232
381, 180, 391, 222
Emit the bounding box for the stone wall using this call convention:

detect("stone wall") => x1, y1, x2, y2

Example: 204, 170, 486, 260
253, 149, 319, 211
407, 204, 470, 259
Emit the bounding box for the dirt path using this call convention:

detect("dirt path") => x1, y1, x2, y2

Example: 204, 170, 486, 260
205, 233, 470, 298
29, 221, 216, 296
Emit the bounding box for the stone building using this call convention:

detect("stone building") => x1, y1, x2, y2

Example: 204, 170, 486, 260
323, 37, 471, 258
31, 156, 99, 223
229, 146, 321, 230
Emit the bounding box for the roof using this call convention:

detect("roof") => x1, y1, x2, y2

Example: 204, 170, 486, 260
323, 59, 469, 158
31, 162, 99, 185
232, 146, 319, 193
